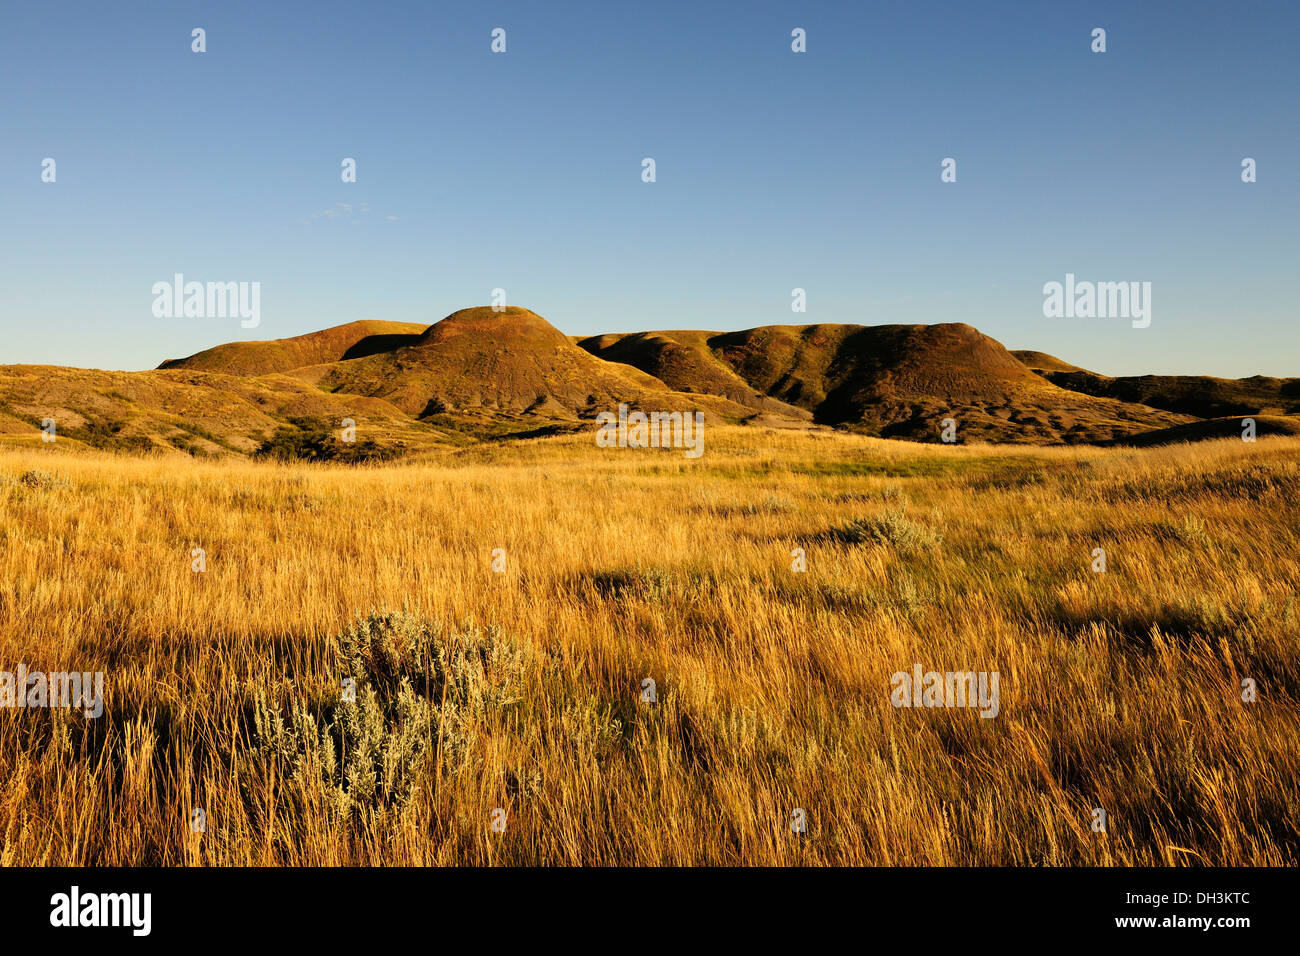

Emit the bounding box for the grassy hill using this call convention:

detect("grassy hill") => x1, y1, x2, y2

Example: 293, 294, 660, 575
1028, 367, 1300, 419
1114, 414, 1300, 446
310, 307, 758, 430
1, 308, 1294, 456
584, 323, 1191, 443
576, 330, 813, 419
1010, 350, 1089, 373
0, 364, 447, 456
159, 319, 429, 376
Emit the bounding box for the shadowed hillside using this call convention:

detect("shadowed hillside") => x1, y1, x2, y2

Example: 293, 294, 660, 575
1, 308, 1294, 456
576, 330, 812, 419
1010, 350, 1088, 374
584, 323, 1191, 443
1027, 367, 1300, 420
310, 307, 756, 428
1113, 415, 1300, 446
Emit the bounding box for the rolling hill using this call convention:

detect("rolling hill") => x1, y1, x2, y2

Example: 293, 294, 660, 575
1010, 350, 1089, 374
0, 307, 1292, 457
581, 323, 1192, 443
1112, 415, 1300, 446
159, 319, 429, 376
1021, 366, 1300, 420
304, 307, 757, 428
0, 363, 436, 456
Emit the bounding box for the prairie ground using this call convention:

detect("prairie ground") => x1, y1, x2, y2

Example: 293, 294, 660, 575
0, 429, 1297, 865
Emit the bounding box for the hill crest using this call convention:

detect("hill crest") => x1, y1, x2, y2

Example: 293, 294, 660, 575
2, 308, 1292, 455
159, 319, 428, 376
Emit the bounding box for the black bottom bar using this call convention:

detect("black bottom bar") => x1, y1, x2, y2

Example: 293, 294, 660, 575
1, 866, 1288, 943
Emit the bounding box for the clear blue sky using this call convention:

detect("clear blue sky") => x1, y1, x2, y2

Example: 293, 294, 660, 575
2, 0, 1296, 376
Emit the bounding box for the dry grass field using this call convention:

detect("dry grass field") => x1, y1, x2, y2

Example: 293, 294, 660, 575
0, 428, 1297, 865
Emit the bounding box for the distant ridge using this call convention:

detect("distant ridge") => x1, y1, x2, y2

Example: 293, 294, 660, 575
1010, 350, 1088, 374
0, 307, 1293, 456
159, 320, 429, 376
1021, 366, 1300, 420
1114, 415, 1300, 446
305, 307, 755, 423
582, 323, 1190, 443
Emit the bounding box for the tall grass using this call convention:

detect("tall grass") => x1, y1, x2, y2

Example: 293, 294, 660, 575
0, 429, 1297, 865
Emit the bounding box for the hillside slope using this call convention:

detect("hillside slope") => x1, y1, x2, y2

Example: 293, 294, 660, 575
0, 364, 443, 456
1011, 350, 1089, 373
3, 309, 1290, 456
584, 323, 1190, 443
1031, 369, 1300, 419
312, 307, 757, 425
159, 320, 429, 376
1114, 415, 1300, 446
576, 330, 812, 419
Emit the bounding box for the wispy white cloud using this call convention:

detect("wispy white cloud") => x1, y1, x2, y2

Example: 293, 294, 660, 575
302, 202, 398, 224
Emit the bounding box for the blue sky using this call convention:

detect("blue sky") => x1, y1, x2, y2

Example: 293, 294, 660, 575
2, 0, 1296, 376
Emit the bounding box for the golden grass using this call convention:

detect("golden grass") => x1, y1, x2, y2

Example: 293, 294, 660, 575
0, 429, 1297, 865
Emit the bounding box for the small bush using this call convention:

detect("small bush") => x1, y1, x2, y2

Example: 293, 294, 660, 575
588, 566, 714, 603
833, 506, 943, 554
19, 469, 57, 489
64, 415, 155, 454
254, 417, 405, 464
1153, 515, 1212, 548
238, 612, 537, 822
